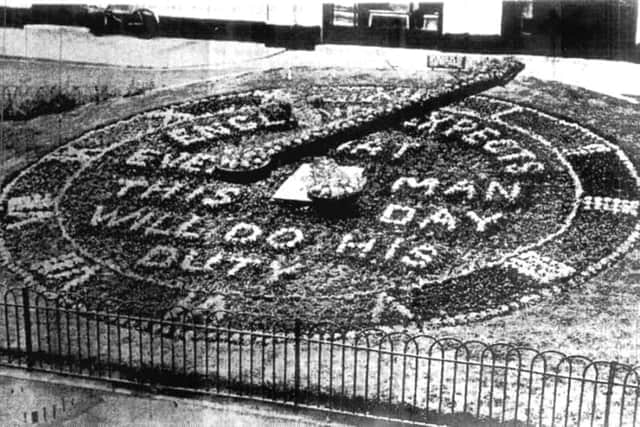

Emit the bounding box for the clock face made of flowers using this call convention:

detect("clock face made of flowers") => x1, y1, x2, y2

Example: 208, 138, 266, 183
2, 86, 639, 327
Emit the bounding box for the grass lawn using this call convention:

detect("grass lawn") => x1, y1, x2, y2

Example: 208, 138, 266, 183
0, 58, 259, 121
0, 57, 250, 92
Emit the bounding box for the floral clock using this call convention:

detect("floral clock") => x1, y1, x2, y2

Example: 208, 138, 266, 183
2, 59, 638, 328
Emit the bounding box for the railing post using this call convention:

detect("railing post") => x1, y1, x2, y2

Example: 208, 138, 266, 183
294, 318, 301, 408
21, 287, 33, 369
603, 361, 617, 427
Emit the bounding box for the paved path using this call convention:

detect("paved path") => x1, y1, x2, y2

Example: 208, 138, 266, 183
277, 44, 640, 104
0, 26, 285, 69
0, 370, 353, 427
3, 25, 640, 103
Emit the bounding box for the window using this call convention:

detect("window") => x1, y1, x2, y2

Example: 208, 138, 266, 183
522, 1, 534, 20
333, 3, 356, 27
520, 1, 534, 35
422, 12, 439, 32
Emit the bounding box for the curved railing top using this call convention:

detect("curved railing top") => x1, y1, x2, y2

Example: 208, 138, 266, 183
3, 286, 639, 377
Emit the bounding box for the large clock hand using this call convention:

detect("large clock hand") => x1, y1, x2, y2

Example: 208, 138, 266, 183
216, 57, 524, 179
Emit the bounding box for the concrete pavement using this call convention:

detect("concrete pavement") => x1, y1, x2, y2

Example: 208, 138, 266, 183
267, 44, 640, 103
3, 25, 640, 103
0, 26, 285, 69
1, 369, 353, 427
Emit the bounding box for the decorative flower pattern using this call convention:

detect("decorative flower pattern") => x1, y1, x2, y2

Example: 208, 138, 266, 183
266, 228, 304, 251
2, 62, 639, 330
224, 223, 263, 245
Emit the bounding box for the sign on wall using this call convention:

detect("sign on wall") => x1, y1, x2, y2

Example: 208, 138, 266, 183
427, 54, 466, 70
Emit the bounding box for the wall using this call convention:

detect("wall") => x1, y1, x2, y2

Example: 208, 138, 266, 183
267, 1, 323, 27
3, 1, 313, 25
3, 1, 503, 33
136, 1, 268, 22
441, 0, 503, 35
138, 0, 323, 27
637, 1, 640, 44
3, 0, 32, 6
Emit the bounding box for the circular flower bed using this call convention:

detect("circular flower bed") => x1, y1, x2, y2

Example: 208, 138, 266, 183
1, 62, 638, 329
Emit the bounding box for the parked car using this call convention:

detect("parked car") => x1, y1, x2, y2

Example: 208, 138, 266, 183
90, 4, 158, 38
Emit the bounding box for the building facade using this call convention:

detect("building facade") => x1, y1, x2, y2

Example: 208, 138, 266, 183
1, 1, 638, 59
322, 1, 639, 59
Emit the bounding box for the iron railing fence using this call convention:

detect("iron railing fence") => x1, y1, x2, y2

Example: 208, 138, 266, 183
1, 287, 638, 426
